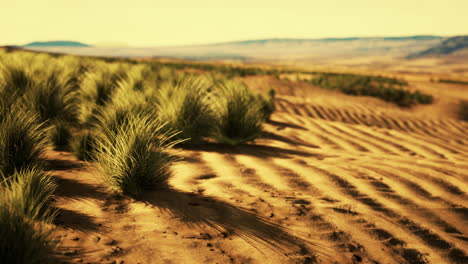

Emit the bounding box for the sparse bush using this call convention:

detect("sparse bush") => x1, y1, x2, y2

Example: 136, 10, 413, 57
0, 105, 48, 177
94, 113, 181, 196
213, 81, 264, 145
0, 167, 57, 264
459, 101, 468, 121
155, 77, 216, 143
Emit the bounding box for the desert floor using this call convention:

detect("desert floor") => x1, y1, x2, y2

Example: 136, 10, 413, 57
50, 63, 468, 264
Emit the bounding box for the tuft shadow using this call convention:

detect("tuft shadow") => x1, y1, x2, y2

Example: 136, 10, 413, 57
54, 177, 108, 200
45, 158, 84, 171
262, 131, 320, 149
179, 142, 320, 159
139, 188, 326, 256
267, 120, 307, 131
53, 207, 103, 232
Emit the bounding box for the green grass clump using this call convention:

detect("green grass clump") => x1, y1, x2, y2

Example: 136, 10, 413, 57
94, 113, 181, 196
0, 209, 57, 264
70, 132, 97, 161
258, 88, 276, 121
25, 71, 79, 125
48, 119, 72, 149
1, 167, 57, 220
78, 63, 129, 124
213, 81, 264, 145
0, 62, 34, 99
0, 167, 58, 264
459, 101, 468, 121
0, 105, 48, 177
155, 77, 216, 143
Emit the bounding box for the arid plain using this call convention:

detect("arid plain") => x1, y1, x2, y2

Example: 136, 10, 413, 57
40, 53, 468, 264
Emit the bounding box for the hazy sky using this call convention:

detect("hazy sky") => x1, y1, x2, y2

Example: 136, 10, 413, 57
3, 0, 467, 47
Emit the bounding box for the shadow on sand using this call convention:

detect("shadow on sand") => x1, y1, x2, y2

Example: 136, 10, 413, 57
139, 188, 326, 257
179, 142, 321, 159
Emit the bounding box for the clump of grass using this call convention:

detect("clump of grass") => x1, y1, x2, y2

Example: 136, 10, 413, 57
48, 119, 72, 149
258, 88, 276, 121
213, 81, 264, 145
78, 63, 129, 125
155, 77, 216, 143
1, 167, 57, 220
0, 62, 34, 98
0, 105, 48, 177
94, 113, 181, 196
25, 69, 79, 125
85, 63, 130, 104
0, 209, 57, 264
459, 100, 468, 121
0, 167, 58, 264
69, 132, 97, 161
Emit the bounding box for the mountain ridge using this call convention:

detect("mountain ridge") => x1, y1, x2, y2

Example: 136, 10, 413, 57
407, 35, 468, 58
23, 41, 90, 47
208, 35, 443, 46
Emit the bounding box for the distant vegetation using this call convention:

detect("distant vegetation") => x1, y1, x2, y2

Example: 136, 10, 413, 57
302, 73, 433, 107
439, 79, 468, 85
140, 61, 432, 107
407, 35, 468, 58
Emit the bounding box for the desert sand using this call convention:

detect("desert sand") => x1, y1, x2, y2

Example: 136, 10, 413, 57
47, 64, 468, 264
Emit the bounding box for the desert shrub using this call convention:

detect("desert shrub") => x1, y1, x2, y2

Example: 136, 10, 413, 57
70, 132, 97, 161
212, 81, 264, 145
94, 113, 181, 196
155, 77, 216, 143
0, 167, 57, 264
459, 101, 468, 121
0, 105, 48, 177
48, 119, 72, 149
258, 88, 276, 121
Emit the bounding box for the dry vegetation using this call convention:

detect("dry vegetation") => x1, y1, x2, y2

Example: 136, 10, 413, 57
1, 48, 467, 264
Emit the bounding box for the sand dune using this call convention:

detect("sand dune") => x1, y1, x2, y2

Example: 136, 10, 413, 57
48, 73, 468, 264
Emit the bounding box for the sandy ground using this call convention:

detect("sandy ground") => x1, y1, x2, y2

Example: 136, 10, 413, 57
48, 70, 468, 264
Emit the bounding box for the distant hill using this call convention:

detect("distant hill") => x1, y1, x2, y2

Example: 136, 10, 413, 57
214, 36, 442, 46
407, 36, 468, 58
20, 36, 446, 61
23, 41, 90, 47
